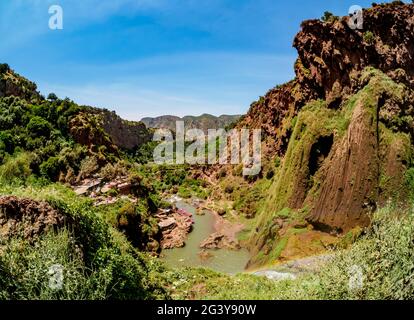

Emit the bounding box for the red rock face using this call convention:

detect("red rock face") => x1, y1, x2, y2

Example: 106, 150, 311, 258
0, 66, 39, 101
293, 2, 414, 106
0, 196, 66, 241
237, 3, 414, 160
69, 109, 151, 154
236, 81, 299, 158
306, 102, 377, 232
234, 3, 414, 237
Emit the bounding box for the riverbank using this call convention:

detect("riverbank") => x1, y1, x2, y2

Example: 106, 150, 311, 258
160, 199, 250, 274
199, 210, 244, 250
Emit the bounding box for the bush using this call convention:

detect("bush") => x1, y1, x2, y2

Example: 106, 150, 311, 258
99, 161, 128, 181
178, 185, 192, 198
0, 230, 108, 300
316, 206, 414, 299
321, 11, 339, 23
27, 116, 53, 138
405, 167, 414, 194
363, 31, 375, 45
78, 156, 99, 180
0, 226, 167, 300
0, 152, 33, 183
0, 63, 10, 74
39, 156, 61, 180
0, 185, 167, 299
47, 93, 58, 101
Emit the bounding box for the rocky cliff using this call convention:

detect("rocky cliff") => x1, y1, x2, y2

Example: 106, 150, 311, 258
0, 63, 40, 101
233, 2, 414, 266
238, 2, 414, 157
142, 113, 241, 133
70, 108, 151, 152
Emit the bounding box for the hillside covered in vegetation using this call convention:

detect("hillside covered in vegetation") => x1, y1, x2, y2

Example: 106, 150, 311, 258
208, 1, 414, 268
0, 1, 414, 301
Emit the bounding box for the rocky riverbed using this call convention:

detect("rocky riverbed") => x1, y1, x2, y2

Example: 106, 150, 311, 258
156, 207, 194, 249
160, 200, 250, 274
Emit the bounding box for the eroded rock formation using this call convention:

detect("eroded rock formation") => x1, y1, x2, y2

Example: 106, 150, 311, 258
238, 2, 414, 266
0, 196, 66, 241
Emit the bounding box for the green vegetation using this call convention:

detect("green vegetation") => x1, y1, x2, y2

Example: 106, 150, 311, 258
405, 167, 414, 201
0, 152, 33, 183
321, 11, 339, 23
0, 182, 168, 300
168, 205, 414, 300
1, 20, 414, 301
247, 68, 408, 266
0, 94, 90, 183
0, 70, 174, 298
363, 31, 375, 44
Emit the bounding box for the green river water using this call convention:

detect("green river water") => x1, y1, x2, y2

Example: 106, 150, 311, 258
160, 201, 250, 274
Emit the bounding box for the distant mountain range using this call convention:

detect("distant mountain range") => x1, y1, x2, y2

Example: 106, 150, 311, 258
141, 114, 242, 133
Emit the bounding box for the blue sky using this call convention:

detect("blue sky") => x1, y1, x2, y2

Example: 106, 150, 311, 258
0, 0, 399, 120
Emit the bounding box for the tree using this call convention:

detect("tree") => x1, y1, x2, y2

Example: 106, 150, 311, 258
321, 11, 338, 23
27, 116, 53, 137
47, 93, 58, 101
0, 63, 10, 74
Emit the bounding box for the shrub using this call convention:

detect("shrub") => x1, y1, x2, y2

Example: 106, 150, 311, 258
321, 11, 339, 23
27, 116, 53, 138
363, 31, 375, 45
39, 156, 61, 180
0, 230, 108, 300
0, 152, 33, 183
0, 132, 14, 154
47, 93, 58, 101
0, 226, 167, 300
0, 63, 10, 74
178, 186, 192, 198
78, 156, 99, 180
405, 167, 414, 200
99, 161, 128, 181
317, 206, 414, 300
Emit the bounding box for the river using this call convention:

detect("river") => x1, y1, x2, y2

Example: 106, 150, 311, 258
160, 201, 250, 274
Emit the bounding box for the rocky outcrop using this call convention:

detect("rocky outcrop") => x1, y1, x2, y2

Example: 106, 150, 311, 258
199, 232, 240, 250
0, 196, 66, 241
238, 3, 414, 266
0, 64, 39, 101
69, 112, 119, 155
100, 110, 151, 149
69, 109, 151, 153
294, 2, 414, 107
142, 113, 241, 134
73, 175, 142, 206
306, 99, 378, 232
156, 208, 193, 249
236, 2, 414, 158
